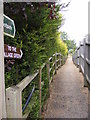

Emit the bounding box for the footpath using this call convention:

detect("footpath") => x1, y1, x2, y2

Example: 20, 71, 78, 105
44, 57, 88, 118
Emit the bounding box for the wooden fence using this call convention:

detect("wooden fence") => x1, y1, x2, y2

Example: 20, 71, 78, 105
72, 35, 90, 88
6, 52, 67, 118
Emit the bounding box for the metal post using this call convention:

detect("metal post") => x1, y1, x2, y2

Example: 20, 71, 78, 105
0, 1, 7, 119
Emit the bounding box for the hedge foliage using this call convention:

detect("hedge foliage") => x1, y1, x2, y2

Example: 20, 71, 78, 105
4, 3, 68, 88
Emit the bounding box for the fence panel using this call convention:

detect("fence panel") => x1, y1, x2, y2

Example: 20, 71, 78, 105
6, 52, 67, 118
80, 40, 85, 74
72, 35, 90, 88
85, 35, 90, 85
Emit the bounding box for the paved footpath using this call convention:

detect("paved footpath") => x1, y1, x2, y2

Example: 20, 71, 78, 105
44, 57, 88, 118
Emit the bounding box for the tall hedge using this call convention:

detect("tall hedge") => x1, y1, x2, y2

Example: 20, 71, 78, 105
4, 3, 68, 87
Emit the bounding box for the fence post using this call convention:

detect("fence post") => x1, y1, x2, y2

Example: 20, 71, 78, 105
6, 86, 22, 118
62, 55, 64, 65
46, 62, 50, 96
79, 42, 81, 71
55, 53, 57, 74
84, 36, 90, 87
63, 56, 65, 64
76, 50, 78, 67
77, 48, 80, 67
79, 42, 82, 72
39, 67, 42, 117
83, 38, 88, 87
59, 54, 61, 67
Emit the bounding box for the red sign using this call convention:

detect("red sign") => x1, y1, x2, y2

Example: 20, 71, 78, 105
4, 44, 23, 59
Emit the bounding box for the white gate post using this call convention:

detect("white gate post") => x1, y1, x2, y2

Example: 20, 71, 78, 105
6, 86, 22, 118
0, 1, 7, 119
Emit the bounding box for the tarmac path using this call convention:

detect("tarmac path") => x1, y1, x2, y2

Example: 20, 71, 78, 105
44, 57, 88, 118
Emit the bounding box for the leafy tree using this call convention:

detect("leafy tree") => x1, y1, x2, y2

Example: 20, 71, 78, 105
60, 32, 76, 52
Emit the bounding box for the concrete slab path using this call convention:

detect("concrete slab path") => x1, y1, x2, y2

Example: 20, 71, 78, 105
44, 57, 88, 118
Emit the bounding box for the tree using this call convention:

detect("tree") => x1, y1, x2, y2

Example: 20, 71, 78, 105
60, 32, 76, 52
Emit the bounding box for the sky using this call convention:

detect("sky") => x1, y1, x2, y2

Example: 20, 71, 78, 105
59, 0, 89, 46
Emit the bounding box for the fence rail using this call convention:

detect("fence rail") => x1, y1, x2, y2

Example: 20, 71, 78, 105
6, 52, 67, 118
72, 35, 90, 88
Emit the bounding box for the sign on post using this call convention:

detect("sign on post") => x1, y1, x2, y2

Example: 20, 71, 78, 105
4, 44, 23, 59
4, 14, 16, 38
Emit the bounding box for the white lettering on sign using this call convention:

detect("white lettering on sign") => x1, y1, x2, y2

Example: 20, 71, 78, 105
8, 53, 13, 58
14, 53, 21, 58
12, 47, 16, 52
8, 46, 11, 51
4, 52, 22, 59
4, 52, 13, 58
4, 23, 12, 31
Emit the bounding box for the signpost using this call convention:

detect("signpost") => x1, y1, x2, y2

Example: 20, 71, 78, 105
1, 13, 17, 118
4, 44, 23, 59
1, 13, 23, 118
0, 3, 6, 118
4, 14, 16, 38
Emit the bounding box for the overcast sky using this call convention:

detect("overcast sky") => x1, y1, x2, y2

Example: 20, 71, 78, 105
59, 0, 89, 46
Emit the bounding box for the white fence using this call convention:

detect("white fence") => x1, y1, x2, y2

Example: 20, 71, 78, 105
6, 52, 67, 118
72, 35, 90, 87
